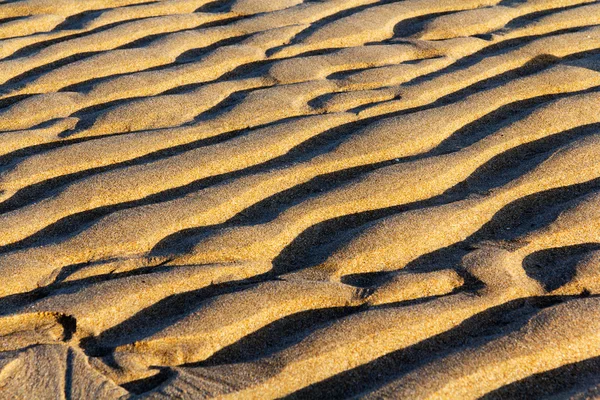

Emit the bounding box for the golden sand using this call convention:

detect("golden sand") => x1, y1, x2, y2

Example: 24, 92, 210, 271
1, 0, 600, 398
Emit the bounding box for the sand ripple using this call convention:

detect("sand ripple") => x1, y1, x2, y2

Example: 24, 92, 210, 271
1, 0, 600, 398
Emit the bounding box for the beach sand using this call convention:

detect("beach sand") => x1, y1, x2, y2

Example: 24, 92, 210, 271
1, 0, 600, 398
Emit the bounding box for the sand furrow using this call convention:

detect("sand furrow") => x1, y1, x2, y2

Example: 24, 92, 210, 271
0, 0, 382, 89
0, 0, 169, 19
1, 1, 599, 397
0, 68, 597, 290
365, 297, 600, 399
174, 91, 600, 266
0, 14, 66, 40
300, 132, 600, 279
272, 0, 503, 58
0, 25, 304, 132
317, 136, 600, 275
0, 112, 352, 200
111, 280, 360, 371
20, 262, 271, 336
1, 63, 595, 249
360, 26, 600, 117
0, 1, 222, 60
416, 0, 598, 40
110, 268, 464, 376
139, 254, 543, 399
6, 0, 595, 133
0, 12, 235, 86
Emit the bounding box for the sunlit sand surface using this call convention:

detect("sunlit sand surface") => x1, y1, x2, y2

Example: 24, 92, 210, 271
1, 0, 600, 398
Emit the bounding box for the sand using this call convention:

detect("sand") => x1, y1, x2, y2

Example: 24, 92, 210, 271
0, 0, 600, 398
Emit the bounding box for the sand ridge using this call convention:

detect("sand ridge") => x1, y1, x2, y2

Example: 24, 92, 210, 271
1, 0, 600, 398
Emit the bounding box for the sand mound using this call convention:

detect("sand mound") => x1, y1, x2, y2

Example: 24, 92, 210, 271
1, 0, 600, 398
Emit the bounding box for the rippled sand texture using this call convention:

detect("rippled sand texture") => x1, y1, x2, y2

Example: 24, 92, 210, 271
1, 0, 600, 398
